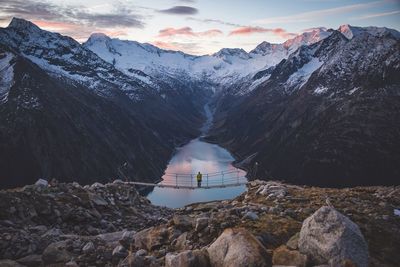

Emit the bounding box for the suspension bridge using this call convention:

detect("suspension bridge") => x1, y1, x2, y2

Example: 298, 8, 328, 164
124, 169, 248, 190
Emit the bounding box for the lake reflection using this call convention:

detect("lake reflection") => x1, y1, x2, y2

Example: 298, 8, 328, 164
146, 138, 247, 208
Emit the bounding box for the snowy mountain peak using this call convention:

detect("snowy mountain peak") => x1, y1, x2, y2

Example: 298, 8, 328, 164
338, 24, 400, 40
338, 24, 357, 39
213, 48, 250, 62
87, 32, 111, 43
283, 28, 332, 53
250, 41, 281, 55
7, 17, 40, 32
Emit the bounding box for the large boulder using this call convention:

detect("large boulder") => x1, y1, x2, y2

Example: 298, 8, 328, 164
299, 206, 368, 267
134, 226, 169, 251
173, 215, 193, 230
207, 228, 271, 267
0, 260, 25, 267
42, 241, 73, 264
272, 245, 307, 267
165, 249, 210, 267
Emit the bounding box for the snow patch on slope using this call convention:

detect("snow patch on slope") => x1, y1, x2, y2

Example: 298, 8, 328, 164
0, 52, 15, 104
313, 86, 328, 95
287, 57, 323, 89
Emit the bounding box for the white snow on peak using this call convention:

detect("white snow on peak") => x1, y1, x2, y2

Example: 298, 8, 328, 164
338, 24, 400, 40
82, 25, 334, 92
0, 52, 15, 104
84, 28, 330, 86
284, 28, 332, 54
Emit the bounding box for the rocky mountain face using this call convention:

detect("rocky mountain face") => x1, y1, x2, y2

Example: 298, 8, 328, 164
0, 18, 211, 189
208, 26, 400, 187
0, 179, 399, 266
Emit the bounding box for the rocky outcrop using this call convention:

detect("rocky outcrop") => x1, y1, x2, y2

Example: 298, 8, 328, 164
0, 180, 399, 266
0, 180, 173, 265
299, 206, 369, 267
165, 249, 210, 267
207, 228, 271, 267
272, 245, 308, 267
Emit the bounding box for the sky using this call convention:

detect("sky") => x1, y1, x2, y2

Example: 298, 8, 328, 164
0, 0, 399, 55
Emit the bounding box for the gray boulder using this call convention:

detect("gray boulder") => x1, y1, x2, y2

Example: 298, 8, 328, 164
173, 215, 193, 229
243, 211, 259, 221
16, 254, 43, 267
299, 206, 368, 267
195, 217, 209, 232
34, 179, 48, 187
165, 249, 210, 267
207, 228, 271, 267
0, 260, 25, 267
42, 241, 72, 264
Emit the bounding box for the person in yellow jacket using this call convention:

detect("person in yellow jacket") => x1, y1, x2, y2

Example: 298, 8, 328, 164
196, 171, 202, 187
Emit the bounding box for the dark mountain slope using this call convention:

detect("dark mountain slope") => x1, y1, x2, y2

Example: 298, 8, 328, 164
208, 29, 400, 187
0, 19, 210, 189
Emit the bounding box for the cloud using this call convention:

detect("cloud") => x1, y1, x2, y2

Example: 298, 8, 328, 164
31, 20, 128, 41
158, 27, 222, 38
187, 17, 242, 27
0, 0, 145, 29
198, 29, 223, 37
254, 1, 384, 24
229, 26, 296, 39
158, 6, 198, 15
354, 10, 400, 20
158, 27, 196, 37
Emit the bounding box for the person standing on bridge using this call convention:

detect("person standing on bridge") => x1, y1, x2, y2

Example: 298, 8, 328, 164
197, 171, 202, 187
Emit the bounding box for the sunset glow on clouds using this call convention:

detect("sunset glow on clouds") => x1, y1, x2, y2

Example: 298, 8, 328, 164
1, 0, 399, 55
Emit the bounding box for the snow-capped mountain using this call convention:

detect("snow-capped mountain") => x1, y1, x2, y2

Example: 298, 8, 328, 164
207, 26, 400, 187
83, 27, 332, 89
0, 18, 209, 188
338, 24, 400, 40
0, 18, 162, 101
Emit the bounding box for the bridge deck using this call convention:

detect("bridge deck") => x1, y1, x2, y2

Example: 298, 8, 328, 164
127, 181, 247, 189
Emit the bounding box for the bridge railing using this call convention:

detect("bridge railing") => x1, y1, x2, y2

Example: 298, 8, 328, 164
157, 169, 247, 188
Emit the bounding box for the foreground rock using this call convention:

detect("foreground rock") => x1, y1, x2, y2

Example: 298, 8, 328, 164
299, 206, 369, 267
0, 180, 173, 265
207, 228, 271, 267
272, 245, 307, 267
165, 249, 210, 267
1, 180, 399, 266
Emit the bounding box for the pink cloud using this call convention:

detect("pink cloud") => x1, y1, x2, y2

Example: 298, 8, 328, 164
152, 41, 180, 50
198, 29, 223, 37
158, 27, 222, 38
229, 26, 295, 39
32, 20, 128, 42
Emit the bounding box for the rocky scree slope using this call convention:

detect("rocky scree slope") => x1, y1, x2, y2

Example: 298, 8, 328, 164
0, 179, 399, 266
208, 26, 400, 187
0, 18, 210, 188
